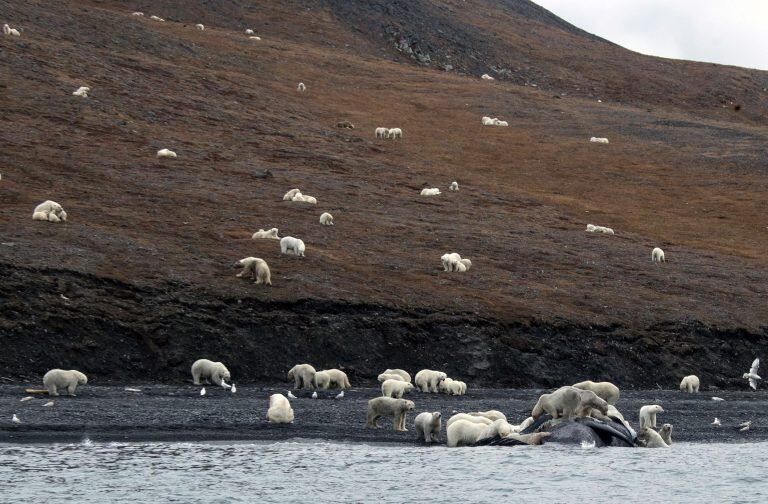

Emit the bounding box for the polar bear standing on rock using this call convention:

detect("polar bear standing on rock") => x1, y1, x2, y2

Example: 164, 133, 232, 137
43, 369, 87, 396
191, 359, 231, 386
267, 393, 294, 423
639, 404, 664, 429
280, 236, 305, 257
638, 427, 669, 448
679, 375, 700, 393
32, 200, 67, 223
572, 380, 620, 405
287, 364, 316, 389
382, 369, 411, 383
382, 379, 414, 398
414, 369, 447, 393
313, 369, 351, 389
531, 386, 608, 420
234, 257, 271, 285
414, 411, 442, 443
447, 419, 513, 447
366, 397, 414, 431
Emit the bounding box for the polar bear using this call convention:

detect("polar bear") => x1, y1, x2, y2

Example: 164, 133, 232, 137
313, 369, 351, 389
446, 413, 493, 429
679, 375, 700, 393
638, 427, 669, 448
414, 411, 442, 443
447, 418, 512, 447
32, 200, 67, 223
366, 397, 415, 431
287, 364, 316, 389
252, 228, 280, 240
658, 423, 673, 445
43, 369, 87, 396
639, 404, 664, 429
267, 393, 294, 423
191, 359, 231, 386
283, 188, 301, 201
382, 379, 414, 398
280, 236, 306, 257
652, 247, 666, 262
572, 380, 620, 405
531, 386, 608, 420
234, 257, 271, 285
382, 369, 411, 382
377, 373, 404, 383
441, 253, 462, 272
319, 212, 334, 226
468, 410, 506, 422
414, 369, 447, 393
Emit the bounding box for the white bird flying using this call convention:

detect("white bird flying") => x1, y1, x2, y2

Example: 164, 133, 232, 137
335, 391, 344, 400
200, 387, 206, 396
230, 384, 236, 394
743, 358, 761, 390
12, 414, 21, 424
738, 421, 751, 432
287, 391, 297, 399
43, 401, 54, 407
20, 396, 34, 402
312, 391, 318, 399
711, 418, 721, 427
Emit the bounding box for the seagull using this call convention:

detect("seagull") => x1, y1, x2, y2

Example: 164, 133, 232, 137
738, 421, 751, 432
60, 294, 70, 301
711, 397, 725, 401
220, 380, 232, 389
230, 384, 236, 394
12, 414, 21, 424
711, 418, 721, 427
335, 391, 344, 400
43, 401, 54, 407
312, 391, 318, 399
287, 391, 297, 399
200, 387, 206, 396
20, 396, 34, 402
124, 388, 142, 393
743, 358, 761, 390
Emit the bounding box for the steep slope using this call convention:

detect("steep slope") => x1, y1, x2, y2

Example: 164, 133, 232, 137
0, 0, 766, 387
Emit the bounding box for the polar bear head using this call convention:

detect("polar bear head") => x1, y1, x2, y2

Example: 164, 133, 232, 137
72, 371, 88, 384
402, 400, 415, 411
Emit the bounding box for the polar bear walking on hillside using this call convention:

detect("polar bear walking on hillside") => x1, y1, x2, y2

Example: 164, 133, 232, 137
32, 200, 67, 223
43, 369, 88, 396
280, 236, 306, 257
191, 359, 231, 386
234, 257, 271, 285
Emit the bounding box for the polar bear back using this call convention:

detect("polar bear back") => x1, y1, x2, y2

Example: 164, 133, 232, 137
572, 380, 620, 405
446, 413, 493, 429
43, 369, 87, 387
382, 369, 411, 383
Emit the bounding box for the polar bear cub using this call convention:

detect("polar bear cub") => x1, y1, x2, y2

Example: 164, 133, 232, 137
287, 364, 316, 389
32, 200, 67, 223
280, 236, 306, 257
382, 379, 414, 398
639, 404, 664, 429
447, 418, 512, 447
679, 375, 700, 393
191, 359, 231, 386
234, 257, 271, 285
414, 411, 442, 443
572, 380, 620, 405
319, 212, 334, 226
43, 369, 88, 396
366, 397, 415, 431
313, 369, 351, 389
267, 393, 294, 423
156, 148, 177, 158
414, 369, 447, 393
252, 228, 280, 240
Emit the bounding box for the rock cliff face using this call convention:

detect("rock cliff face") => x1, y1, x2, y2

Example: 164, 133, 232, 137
1, 1, 766, 386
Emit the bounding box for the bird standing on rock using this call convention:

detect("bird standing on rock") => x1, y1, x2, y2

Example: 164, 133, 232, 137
12, 414, 21, 424
711, 418, 721, 427
43, 401, 54, 407
287, 391, 297, 399
335, 391, 344, 400
200, 387, 206, 396
312, 391, 318, 399
231, 384, 237, 394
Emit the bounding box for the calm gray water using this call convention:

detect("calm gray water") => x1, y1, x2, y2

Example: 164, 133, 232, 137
1, 440, 767, 503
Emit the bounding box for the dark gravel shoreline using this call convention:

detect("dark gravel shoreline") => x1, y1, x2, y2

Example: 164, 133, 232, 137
1, 385, 764, 445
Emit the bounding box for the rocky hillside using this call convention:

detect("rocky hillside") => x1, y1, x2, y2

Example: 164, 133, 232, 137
1, 0, 766, 387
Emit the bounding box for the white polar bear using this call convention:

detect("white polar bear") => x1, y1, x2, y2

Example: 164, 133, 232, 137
572, 380, 620, 405
639, 404, 664, 429
531, 386, 608, 420
439, 378, 463, 396
377, 373, 405, 383
191, 359, 231, 386
287, 364, 316, 389
414, 411, 442, 443
679, 375, 700, 393
292, 193, 317, 204
32, 200, 67, 223
267, 393, 294, 423
652, 247, 666, 262
195, 24, 205, 31
280, 236, 306, 257
375, 127, 389, 139
441, 253, 462, 272
590, 137, 609, 144
382, 369, 411, 383
72, 86, 90, 97
457, 259, 472, 272
481, 116, 495, 125
297, 82, 306, 92
638, 427, 669, 448
447, 418, 512, 447
313, 369, 351, 389
449, 181, 459, 191
234, 257, 271, 285
420, 188, 441, 196
43, 369, 87, 396
366, 397, 414, 431
468, 410, 506, 422
387, 128, 403, 139
658, 423, 673, 445
156, 148, 177, 158
446, 413, 493, 429
283, 188, 301, 201
414, 369, 447, 393
252, 228, 280, 240
382, 379, 414, 398
319, 212, 334, 226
